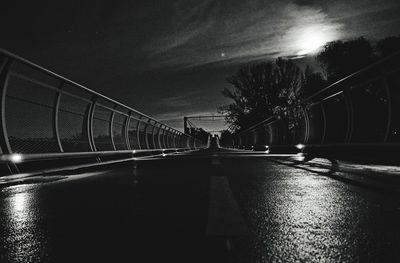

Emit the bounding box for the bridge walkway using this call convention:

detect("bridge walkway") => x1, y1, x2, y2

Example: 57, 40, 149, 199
1, 145, 400, 262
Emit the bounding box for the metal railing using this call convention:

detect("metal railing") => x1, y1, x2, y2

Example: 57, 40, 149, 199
224, 51, 400, 160
0, 49, 204, 174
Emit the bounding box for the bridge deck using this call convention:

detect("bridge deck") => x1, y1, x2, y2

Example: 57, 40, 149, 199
1, 148, 400, 262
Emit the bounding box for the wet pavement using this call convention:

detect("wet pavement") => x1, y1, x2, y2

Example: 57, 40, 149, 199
1, 148, 400, 262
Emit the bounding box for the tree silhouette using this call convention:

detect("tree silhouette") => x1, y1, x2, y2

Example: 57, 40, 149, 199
376, 36, 400, 57
219, 58, 303, 132
301, 66, 327, 99
317, 37, 376, 83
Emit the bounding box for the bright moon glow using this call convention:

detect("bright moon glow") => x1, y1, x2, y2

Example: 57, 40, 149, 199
293, 25, 340, 56
297, 29, 327, 55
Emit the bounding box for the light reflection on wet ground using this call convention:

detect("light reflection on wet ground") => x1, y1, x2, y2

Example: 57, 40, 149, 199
0, 152, 400, 262
0, 185, 48, 263
226, 158, 400, 262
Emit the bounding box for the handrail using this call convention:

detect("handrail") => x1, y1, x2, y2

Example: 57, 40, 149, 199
0, 48, 205, 174
237, 50, 400, 136
0, 48, 191, 138
227, 50, 400, 152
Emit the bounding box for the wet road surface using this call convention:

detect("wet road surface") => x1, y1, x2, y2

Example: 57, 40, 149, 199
1, 148, 400, 262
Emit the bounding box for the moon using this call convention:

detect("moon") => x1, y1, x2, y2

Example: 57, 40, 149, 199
294, 25, 338, 55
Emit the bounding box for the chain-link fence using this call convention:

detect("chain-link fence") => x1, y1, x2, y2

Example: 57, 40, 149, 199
0, 49, 202, 158
223, 51, 400, 154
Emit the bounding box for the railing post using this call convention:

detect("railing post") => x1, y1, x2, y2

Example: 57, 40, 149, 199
109, 109, 116, 151
163, 127, 168, 149
0, 58, 12, 154
172, 131, 177, 148
53, 81, 64, 152
151, 123, 157, 149
125, 112, 132, 150
87, 96, 97, 152
301, 106, 311, 144
136, 116, 142, 150
320, 103, 327, 144
166, 128, 172, 148
144, 119, 151, 149
157, 125, 163, 149
344, 88, 354, 143
157, 126, 162, 149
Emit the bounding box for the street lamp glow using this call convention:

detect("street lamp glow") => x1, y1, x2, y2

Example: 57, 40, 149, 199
9, 154, 23, 163
296, 144, 305, 150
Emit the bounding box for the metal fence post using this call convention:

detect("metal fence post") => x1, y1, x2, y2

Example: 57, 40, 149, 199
144, 119, 151, 149
301, 106, 311, 144
0, 58, 12, 154
320, 103, 327, 144
109, 109, 116, 151
136, 116, 142, 150
87, 96, 97, 152
151, 123, 157, 149
125, 112, 132, 150
344, 88, 354, 143
53, 81, 64, 152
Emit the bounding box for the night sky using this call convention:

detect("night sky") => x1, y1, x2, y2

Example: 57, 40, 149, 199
1, 0, 400, 131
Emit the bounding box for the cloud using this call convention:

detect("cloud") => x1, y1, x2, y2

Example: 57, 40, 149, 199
145, 1, 345, 70
157, 91, 202, 108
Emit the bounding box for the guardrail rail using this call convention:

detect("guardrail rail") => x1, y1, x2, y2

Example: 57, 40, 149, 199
0, 49, 204, 175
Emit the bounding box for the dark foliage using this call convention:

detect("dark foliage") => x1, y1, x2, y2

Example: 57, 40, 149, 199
218, 58, 302, 132
316, 37, 376, 83
376, 36, 400, 57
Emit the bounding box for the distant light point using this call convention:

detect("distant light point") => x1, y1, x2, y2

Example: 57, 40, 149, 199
220, 52, 226, 57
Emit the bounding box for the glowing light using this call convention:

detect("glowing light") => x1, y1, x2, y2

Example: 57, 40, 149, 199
293, 25, 340, 56
162, 153, 167, 157
295, 153, 306, 161
264, 145, 270, 154
296, 144, 305, 150
220, 52, 226, 57
9, 154, 23, 163
13, 193, 27, 212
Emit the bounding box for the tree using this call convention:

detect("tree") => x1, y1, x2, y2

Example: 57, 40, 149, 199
317, 37, 376, 83
376, 36, 400, 58
301, 66, 327, 99
218, 58, 303, 132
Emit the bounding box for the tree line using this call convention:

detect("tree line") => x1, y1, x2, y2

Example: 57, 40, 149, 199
218, 36, 400, 136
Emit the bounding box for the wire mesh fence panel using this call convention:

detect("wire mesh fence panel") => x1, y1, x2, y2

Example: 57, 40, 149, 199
166, 130, 172, 148
146, 122, 155, 149
153, 126, 160, 149
156, 129, 163, 149
5, 67, 60, 153
128, 117, 140, 149
0, 50, 202, 160
93, 105, 114, 151
112, 113, 128, 150
138, 120, 148, 149
58, 94, 91, 152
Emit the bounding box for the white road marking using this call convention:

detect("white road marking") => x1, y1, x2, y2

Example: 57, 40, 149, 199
206, 176, 249, 236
